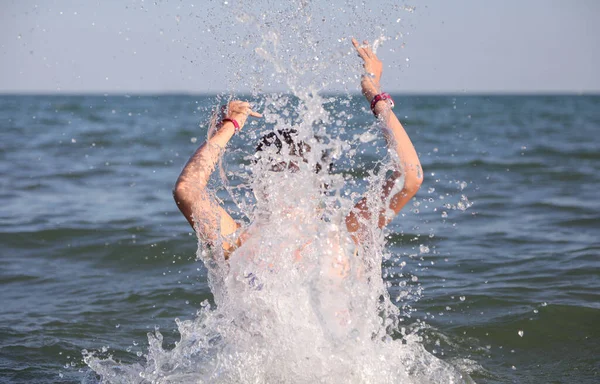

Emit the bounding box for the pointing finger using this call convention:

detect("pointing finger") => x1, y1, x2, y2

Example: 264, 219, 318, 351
352, 39, 368, 60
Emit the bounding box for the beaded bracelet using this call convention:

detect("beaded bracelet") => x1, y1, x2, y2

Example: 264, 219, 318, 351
221, 118, 241, 133
370, 92, 395, 116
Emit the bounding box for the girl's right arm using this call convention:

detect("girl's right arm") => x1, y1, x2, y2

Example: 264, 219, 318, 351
173, 100, 261, 253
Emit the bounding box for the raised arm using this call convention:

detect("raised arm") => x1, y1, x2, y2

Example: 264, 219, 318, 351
173, 100, 261, 253
345, 38, 423, 241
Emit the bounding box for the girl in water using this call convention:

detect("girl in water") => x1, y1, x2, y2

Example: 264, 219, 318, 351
173, 38, 423, 256
88, 38, 470, 384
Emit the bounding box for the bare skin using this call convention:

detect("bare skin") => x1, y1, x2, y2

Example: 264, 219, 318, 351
173, 38, 423, 255
345, 38, 423, 242
173, 101, 262, 255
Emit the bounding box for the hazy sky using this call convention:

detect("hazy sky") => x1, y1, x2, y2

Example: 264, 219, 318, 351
1, 0, 598, 94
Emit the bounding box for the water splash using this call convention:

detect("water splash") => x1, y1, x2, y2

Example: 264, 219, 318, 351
85, 1, 472, 382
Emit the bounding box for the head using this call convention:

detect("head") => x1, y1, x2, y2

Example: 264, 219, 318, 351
255, 129, 331, 174
251, 129, 332, 218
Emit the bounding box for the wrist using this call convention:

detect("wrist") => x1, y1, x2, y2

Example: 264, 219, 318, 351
221, 118, 241, 134
372, 100, 391, 116
364, 89, 378, 103
361, 75, 381, 102
370, 92, 394, 116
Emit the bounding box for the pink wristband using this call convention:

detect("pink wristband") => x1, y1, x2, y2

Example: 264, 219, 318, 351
370, 92, 395, 116
221, 118, 240, 133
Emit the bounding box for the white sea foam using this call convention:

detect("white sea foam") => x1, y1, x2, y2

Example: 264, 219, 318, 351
85, 154, 470, 382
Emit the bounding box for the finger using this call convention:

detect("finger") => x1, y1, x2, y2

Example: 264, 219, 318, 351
356, 47, 368, 60
361, 40, 374, 58
352, 38, 368, 60
248, 110, 263, 118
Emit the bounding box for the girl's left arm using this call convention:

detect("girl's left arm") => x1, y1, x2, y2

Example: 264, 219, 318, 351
345, 38, 423, 241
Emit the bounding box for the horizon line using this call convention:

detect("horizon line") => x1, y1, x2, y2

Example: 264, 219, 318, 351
1, 91, 599, 97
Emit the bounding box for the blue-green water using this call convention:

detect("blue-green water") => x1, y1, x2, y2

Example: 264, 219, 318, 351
1, 94, 598, 383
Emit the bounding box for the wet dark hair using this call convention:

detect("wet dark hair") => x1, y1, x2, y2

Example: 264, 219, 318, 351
256, 129, 309, 157
256, 129, 330, 174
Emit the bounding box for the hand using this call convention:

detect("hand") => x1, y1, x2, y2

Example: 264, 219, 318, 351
352, 38, 382, 101
225, 100, 262, 131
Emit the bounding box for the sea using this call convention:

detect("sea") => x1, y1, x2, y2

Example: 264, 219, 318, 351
0, 93, 598, 383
